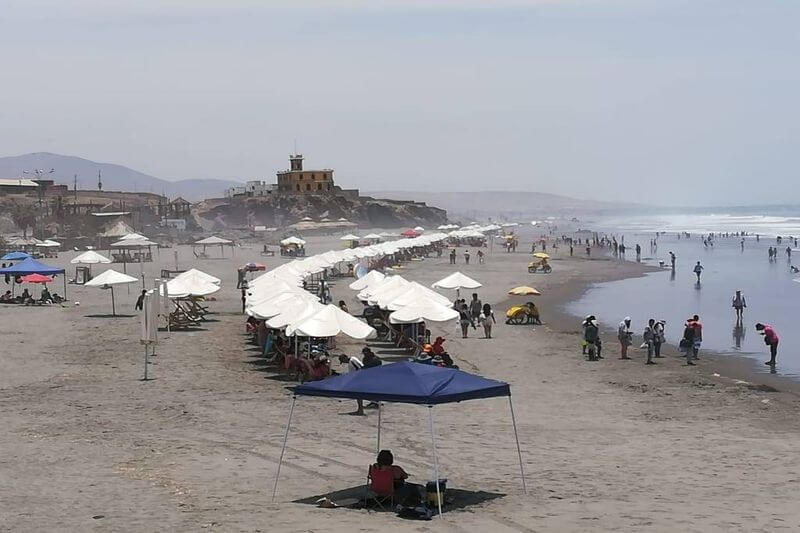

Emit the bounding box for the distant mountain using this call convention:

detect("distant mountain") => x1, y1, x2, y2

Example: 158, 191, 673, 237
366, 190, 640, 219
0, 152, 241, 201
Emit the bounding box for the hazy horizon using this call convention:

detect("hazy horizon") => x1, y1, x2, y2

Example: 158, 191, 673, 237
2, 0, 798, 206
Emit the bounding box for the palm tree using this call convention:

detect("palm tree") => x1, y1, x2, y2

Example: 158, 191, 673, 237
10, 202, 37, 239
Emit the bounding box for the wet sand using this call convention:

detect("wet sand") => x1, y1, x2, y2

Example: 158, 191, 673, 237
2, 238, 800, 532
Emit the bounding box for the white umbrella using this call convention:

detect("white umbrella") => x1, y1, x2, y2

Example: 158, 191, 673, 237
119, 232, 146, 241
414, 226, 425, 232
71, 251, 111, 264
362, 233, 382, 240
174, 268, 221, 286
161, 276, 220, 298
389, 299, 459, 324
194, 236, 232, 245
248, 290, 318, 317
385, 282, 451, 311
432, 271, 482, 291
348, 269, 385, 291
267, 299, 325, 329
340, 234, 361, 241
286, 304, 376, 339
280, 236, 306, 246
85, 268, 139, 315
357, 275, 408, 301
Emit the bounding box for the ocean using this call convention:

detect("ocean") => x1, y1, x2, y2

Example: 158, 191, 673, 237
565, 210, 800, 378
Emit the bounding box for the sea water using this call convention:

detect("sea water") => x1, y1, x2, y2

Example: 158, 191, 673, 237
566, 211, 800, 378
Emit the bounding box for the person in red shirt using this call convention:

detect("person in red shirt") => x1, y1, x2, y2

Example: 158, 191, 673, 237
756, 323, 779, 366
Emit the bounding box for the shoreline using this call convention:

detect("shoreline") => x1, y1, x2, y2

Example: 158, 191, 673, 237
542, 254, 800, 397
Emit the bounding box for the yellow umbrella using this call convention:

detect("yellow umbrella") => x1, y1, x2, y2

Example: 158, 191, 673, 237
532, 252, 550, 259
508, 286, 541, 296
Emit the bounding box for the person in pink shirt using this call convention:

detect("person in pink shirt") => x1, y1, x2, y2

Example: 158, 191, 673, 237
756, 323, 779, 366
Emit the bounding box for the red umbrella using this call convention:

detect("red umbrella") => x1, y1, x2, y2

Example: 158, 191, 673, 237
401, 229, 420, 238
20, 273, 53, 284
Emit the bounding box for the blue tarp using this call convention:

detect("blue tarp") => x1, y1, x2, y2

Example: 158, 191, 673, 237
0, 257, 65, 276
294, 361, 510, 405
1, 251, 30, 261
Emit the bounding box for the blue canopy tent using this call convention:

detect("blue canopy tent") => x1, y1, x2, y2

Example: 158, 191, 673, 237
1, 251, 31, 261
272, 361, 527, 516
0, 257, 67, 299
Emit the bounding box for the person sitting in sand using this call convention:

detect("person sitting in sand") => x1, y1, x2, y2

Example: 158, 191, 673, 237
0, 290, 11, 302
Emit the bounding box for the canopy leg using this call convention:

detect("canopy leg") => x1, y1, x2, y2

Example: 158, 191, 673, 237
111, 286, 116, 316
428, 406, 443, 518
63, 273, 67, 301
508, 395, 528, 494
272, 395, 297, 502
376, 403, 381, 453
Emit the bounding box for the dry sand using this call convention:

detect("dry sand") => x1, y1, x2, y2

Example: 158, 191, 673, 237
2, 237, 800, 532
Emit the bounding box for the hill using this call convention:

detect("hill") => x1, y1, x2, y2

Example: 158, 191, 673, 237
367, 190, 639, 219
0, 152, 240, 201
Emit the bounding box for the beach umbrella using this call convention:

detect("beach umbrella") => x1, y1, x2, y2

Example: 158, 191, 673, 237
1, 251, 30, 261
508, 286, 541, 296
250, 292, 319, 320
70, 250, 112, 264
389, 299, 459, 324
348, 269, 385, 291
280, 236, 306, 246
401, 229, 420, 238
286, 304, 376, 339
384, 282, 452, 311
414, 226, 425, 232
432, 271, 482, 292
266, 299, 325, 329
532, 252, 550, 259
85, 269, 139, 315
174, 268, 221, 285
340, 234, 361, 241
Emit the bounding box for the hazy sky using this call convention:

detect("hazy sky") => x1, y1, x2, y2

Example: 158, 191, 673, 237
1, 0, 798, 206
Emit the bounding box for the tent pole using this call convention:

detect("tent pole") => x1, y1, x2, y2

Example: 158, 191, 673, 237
376, 403, 381, 453
111, 286, 116, 316
508, 395, 528, 494
272, 395, 297, 502
428, 406, 443, 518
63, 273, 67, 300
143, 344, 149, 381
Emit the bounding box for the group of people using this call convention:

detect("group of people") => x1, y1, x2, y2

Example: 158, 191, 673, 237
0, 287, 62, 305
448, 248, 484, 265
582, 297, 781, 368
455, 293, 496, 338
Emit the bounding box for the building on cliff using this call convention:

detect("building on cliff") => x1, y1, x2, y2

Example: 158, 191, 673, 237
225, 154, 359, 199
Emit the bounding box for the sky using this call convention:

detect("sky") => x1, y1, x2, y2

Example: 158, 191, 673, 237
1, 0, 798, 206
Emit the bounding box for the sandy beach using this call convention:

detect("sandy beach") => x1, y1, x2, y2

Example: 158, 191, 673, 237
2, 237, 800, 532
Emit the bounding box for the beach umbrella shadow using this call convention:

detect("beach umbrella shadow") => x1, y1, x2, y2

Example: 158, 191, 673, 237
84, 313, 136, 318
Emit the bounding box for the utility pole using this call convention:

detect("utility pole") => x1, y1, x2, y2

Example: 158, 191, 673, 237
73, 174, 78, 203
98, 170, 103, 191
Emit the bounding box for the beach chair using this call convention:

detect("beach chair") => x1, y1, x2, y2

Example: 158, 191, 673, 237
364, 466, 394, 510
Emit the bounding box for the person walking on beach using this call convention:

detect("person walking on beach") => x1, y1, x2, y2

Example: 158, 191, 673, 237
449, 249, 457, 265
681, 319, 696, 365
787, 246, 793, 260
240, 281, 248, 314
653, 320, 665, 358
480, 303, 496, 339
464, 250, 471, 265
693, 261, 704, 283
756, 323, 779, 367
469, 293, 482, 325
732, 290, 746, 322
338, 353, 364, 415
643, 319, 656, 365
618, 317, 632, 360
458, 303, 472, 339
669, 251, 676, 270
584, 317, 600, 361
635, 244, 642, 262
135, 289, 146, 311
689, 315, 702, 360
477, 249, 485, 264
